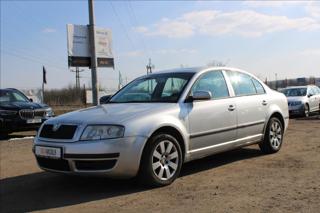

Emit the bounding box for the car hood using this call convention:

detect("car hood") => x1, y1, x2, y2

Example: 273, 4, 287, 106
47, 103, 176, 125
0, 101, 49, 110
286, 96, 306, 102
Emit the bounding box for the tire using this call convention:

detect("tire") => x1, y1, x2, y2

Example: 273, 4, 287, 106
138, 133, 183, 187
0, 132, 9, 140
259, 117, 284, 154
303, 104, 310, 117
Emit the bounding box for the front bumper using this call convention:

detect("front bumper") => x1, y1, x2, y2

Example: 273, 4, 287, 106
0, 115, 51, 133
288, 104, 304, 115
33, 136, 148, 178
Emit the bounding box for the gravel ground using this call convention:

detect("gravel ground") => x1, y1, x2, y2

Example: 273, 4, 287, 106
0, 117, 319, 213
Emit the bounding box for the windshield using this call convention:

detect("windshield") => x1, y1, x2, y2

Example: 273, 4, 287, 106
109, 72, 194, 103
0, 90, 30, 104
281, 88, 307, 97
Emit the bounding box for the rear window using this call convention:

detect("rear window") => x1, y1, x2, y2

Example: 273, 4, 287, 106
226, 71, 257, 96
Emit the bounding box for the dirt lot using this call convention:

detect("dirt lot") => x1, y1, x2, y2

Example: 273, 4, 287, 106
1, 117, 320, 213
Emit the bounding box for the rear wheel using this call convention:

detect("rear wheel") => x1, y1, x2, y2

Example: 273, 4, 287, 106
259, 117, 284, 154
139, 133, 182, 187
303, 104, 310, 117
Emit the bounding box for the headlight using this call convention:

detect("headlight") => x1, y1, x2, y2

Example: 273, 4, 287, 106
0, 110, 17, 116
45, 107, 54, 117
80, 125, 125, 140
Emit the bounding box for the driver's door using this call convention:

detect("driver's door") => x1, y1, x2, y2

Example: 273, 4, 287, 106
187, 71, 237, 153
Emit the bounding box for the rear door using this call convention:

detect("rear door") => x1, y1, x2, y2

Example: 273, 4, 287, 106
225, 71, 267, 140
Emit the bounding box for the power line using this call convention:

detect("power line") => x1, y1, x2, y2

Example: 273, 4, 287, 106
127, 1, 150, 56
1, 49, 66, 71
109, 1, 137, 51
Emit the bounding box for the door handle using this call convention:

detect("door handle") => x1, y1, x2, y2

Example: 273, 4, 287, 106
228, 105, 236, 111
262, 100, 268, 106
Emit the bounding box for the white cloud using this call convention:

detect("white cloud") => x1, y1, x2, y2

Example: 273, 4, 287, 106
121, 48, 197, 57
305, 1, 320, 18
121, 50, 144, 57
242, 1, 305, 8
155, 48, 197, 54
300, 48, 320, 56
42, 28, 56, 33
137, 10, 320, 38
133, 26, 148, 33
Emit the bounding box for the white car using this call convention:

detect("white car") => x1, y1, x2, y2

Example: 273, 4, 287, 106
281, 85, 320, 117
34, 67, 289, 186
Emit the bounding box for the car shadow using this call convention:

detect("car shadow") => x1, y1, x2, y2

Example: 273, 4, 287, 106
290, 113, 320, 120
0, 131, 36, 141
0, 147, 262, 212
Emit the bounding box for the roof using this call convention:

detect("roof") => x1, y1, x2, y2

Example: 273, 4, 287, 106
284, 85, 313, 89
150, 66, 244, 74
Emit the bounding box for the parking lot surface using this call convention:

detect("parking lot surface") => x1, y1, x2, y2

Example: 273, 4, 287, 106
1, 117, 320, 213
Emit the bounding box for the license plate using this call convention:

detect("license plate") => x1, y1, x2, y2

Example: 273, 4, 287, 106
27, 119, 42, 124
35, 146, 62, 159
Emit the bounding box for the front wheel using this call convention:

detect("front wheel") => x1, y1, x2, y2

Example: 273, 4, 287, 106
139, 133, 183, 187
303, 104, 310, 117
259, 117, 284, 154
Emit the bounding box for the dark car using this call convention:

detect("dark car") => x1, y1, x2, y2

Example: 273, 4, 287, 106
0, 88, 54, 135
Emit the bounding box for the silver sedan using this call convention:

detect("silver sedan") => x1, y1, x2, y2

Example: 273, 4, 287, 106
33, 67, 289, 186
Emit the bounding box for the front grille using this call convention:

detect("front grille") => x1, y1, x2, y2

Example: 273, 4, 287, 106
19, 109, 34, 120
36, 157, 70, 171
39, 124, 77, 139
75, 160, 117, 171
19, 109, 46, 120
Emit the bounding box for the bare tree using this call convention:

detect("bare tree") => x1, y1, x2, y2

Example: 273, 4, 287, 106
207, 60, 227, 67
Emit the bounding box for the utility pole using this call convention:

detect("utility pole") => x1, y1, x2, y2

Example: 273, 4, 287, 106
275, 73, 278, 90
71, 67, 85, 90
146, 58, 154, 75
88, 0, 99, 105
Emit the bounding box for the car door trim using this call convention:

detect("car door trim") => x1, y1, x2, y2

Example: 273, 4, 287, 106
188, 133, 263, 154
189, 120, 265, 139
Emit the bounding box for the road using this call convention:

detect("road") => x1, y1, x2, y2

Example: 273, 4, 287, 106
1, 117, 320, 213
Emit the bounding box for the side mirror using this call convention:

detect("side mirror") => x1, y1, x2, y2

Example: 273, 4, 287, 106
29, 98, 33, 102
99, 95, 111, 104
190, 90, 212, 101
307, 94, 313, 98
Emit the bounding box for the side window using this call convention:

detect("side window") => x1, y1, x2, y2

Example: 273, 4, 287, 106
251, 78, 265, 94
227, 71, 257, 96
162, 77, 188, 98
308, 87, 315, 95
192, 71, 229, 99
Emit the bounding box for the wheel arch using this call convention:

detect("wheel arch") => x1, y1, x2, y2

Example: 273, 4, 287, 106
262, 111, 285, 140
142, 126, 187, 162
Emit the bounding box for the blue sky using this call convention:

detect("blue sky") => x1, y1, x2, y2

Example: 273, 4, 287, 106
1, 0, 320, 90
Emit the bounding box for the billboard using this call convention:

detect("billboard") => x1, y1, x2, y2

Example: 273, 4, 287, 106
67, 24, 114, 67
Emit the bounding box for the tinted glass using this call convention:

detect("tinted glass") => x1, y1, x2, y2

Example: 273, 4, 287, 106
282, 88, 307, 97
162, 77, 188, 98
0, 90, 29, 104
227, 71, 256, 96
192, 71, 229, 99
252, 78, 265, 94
110, 73, 193, 103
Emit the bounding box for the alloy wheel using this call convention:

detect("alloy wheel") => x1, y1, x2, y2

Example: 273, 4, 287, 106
152, 140, 179, 181
269, 121, 282, 149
